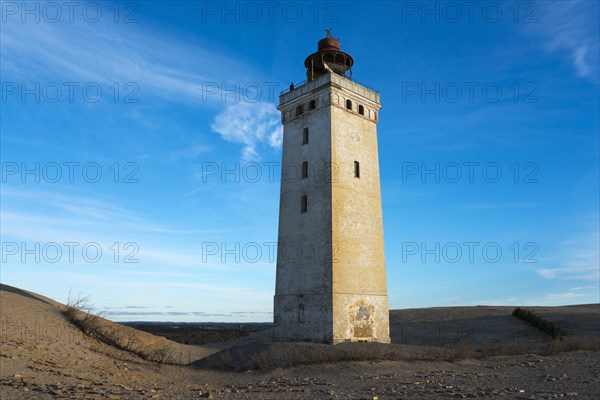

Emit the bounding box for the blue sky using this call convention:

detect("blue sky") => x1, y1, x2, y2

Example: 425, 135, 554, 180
1, 1, 598, 322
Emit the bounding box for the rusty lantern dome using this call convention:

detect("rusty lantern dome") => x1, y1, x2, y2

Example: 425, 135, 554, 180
304, 29, 354, 81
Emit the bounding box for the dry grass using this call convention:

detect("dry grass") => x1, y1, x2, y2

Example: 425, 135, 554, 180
195, 333, 599, 371
63, 291, 176, 363
542, 336, 600, 354
195, 341, 478, 371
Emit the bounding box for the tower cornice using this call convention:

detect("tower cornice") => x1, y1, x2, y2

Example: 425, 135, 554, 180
280, 73, 380, 107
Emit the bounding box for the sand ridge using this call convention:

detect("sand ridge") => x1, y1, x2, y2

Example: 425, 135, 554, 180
1, 284, 599, 399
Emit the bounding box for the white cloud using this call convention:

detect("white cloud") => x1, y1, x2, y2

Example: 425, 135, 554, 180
2, 14, 283, 160
528, 1, 599, 83
536, 265, 599, 280
1, 17, 257, 103
210, 102, 283, 161
544, 292, 582, 300
452, 202, 537, 210
535, 230, 600, 281
0, 187, 225, 241
543, 286, 593, 300
568, 286, 595, 291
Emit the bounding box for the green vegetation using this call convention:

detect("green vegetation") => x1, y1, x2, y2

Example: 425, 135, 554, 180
512, 307, 566, 340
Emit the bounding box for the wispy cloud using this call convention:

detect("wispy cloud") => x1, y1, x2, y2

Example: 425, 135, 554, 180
1, 18, 254, 102
1, 187, 223, 236
451, 202, 537, 210
528, 1, 600, 84
535, 231, 600, 281
536, 265, 599, 280
2, 16, 283, 160
567, 286, 596, 292
544, 291, 584, 300
537, 286, 597, 303
0, 188, 240, 271
211, 102, 282, 161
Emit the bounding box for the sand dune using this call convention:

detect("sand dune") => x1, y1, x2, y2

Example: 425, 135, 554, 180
1, 284, 598, 399
0, 284, 236, 398
390, 304, 599, 347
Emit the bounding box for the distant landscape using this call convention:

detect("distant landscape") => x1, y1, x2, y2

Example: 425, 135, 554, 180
122, 322, 272, 345
2, 284, 599, 399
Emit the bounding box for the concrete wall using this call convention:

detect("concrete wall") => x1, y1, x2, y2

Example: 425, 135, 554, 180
274, 83, 334, 342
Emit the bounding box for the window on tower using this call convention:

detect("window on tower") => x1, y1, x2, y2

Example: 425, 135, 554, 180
354, 161, 360, 178
301, 161, 308, 179
309, 100, 316, 110
295, 105, 304, 116
301, 195, 308, 213
298, 304, 305, 323
302, 128, 309, 144
346, 99, 352, 110
358, 105, 365, 115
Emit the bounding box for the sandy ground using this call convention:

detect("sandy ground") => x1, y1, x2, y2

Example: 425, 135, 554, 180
1, 284, 599, 399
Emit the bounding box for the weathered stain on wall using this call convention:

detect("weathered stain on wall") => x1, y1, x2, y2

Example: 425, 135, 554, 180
349, 300, 375, 339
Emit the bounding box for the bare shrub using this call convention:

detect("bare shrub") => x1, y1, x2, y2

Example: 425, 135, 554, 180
63, 291, 175, 364
65, 291, 105, 339
145, 345, 176, 363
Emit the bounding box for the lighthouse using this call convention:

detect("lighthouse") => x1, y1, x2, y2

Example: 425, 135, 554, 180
274, 31, 390, 344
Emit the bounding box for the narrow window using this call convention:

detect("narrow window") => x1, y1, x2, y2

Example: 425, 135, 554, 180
301, 161, 308, 179
346, 99, 352, 110
358, 105, 365, 115
295, 105, 304, 116
302, 128, 309, 144
309, 100, 316, 110
298, 304, 305, 323
354, 161, 360, 178
301, 195, 307, 213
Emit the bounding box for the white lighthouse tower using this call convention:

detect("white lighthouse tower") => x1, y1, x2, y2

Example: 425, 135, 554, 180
274, 31, 390, 344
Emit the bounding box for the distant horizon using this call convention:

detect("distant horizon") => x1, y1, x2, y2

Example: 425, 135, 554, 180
8, 281, 598, 325
104, 302, 600, 324
112, 301, 600, 324
2, 281, 598, 325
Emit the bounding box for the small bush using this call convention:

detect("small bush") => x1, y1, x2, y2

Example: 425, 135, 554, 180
512, 307, 566, 340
